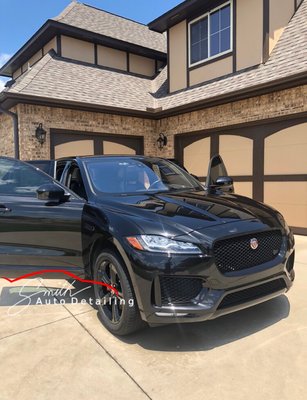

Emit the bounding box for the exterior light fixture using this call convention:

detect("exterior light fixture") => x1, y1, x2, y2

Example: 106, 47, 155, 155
35, 123, 47, 145
157, 133, 167, 150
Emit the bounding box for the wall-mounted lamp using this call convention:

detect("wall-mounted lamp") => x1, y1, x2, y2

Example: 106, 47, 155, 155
157, 132, 167, 150
35, 123, 47, 145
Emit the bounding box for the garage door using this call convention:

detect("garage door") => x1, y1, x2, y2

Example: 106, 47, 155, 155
50, 130, 144, 159
175, 116, 307, 234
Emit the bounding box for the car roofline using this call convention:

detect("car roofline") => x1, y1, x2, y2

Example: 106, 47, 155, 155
55, 155, 169, 162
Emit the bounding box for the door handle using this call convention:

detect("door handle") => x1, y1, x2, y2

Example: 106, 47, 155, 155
0, 205, 12, 213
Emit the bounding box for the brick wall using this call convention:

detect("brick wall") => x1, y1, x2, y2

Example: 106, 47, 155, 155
0, 85, 306, 160
15, 104, 158, 160
0, 108, 16, 156
159, 85, 307, 158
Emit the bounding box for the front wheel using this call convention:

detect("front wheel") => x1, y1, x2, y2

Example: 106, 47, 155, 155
93, 250, 145, 336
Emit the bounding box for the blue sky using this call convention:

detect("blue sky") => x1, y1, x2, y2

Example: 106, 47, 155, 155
0, 0, 182, 89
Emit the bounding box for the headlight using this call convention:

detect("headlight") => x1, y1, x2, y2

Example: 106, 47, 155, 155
126, 235, 202, 254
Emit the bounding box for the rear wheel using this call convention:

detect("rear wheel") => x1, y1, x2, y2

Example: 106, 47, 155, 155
93, 250, 145, 336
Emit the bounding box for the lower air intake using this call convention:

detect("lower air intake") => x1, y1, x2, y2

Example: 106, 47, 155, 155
160, 276, 203, 306
218, 278, 286, 310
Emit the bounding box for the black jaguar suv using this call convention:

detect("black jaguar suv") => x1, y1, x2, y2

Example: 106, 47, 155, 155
0, 155, 295, 335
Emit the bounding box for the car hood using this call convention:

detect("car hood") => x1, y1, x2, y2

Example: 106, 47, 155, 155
97, 190, 281, 236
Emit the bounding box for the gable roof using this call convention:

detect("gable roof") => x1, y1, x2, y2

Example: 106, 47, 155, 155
53, 2, 166, 53
1, 0, 306, 117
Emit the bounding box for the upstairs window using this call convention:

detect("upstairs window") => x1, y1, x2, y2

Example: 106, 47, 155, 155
189, 2, 232, 66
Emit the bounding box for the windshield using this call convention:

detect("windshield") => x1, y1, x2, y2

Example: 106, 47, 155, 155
84, 158, 202, 195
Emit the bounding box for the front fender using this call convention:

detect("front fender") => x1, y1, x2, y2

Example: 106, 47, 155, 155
81, 204, 147, 315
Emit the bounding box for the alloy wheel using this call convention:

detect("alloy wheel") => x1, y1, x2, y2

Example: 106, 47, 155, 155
97, 260, 124, 324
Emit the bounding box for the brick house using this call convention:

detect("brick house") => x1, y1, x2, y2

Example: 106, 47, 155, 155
0, 0, 306, 233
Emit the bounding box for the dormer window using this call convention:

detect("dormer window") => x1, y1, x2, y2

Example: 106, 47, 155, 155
189, 1, 232, 67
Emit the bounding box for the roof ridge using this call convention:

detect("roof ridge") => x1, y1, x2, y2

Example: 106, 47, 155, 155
266, 0, 307, 63
54, 1, 78, 22
50, 1, 166, 53
151, 66, 167, 93
80, 2, 148, 27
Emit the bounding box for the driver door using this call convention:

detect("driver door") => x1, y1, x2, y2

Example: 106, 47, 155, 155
0, 158, 85, 275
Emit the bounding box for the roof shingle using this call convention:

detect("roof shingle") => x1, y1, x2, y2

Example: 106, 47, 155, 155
6, 52, 153, 112
2, 0, 307, 114
53, 2, 166, 53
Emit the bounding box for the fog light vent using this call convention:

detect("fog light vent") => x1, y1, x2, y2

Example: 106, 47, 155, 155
286, 252, 295, 273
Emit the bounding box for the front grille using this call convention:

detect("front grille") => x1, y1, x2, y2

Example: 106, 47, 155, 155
213, 230, 283, 273
218, 278, 286, 310
160, 276, 203, 305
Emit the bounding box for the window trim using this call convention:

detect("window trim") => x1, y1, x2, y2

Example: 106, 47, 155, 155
188, 0, 233, 68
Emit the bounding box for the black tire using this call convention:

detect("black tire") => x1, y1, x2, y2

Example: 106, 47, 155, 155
93, 250, 145, 336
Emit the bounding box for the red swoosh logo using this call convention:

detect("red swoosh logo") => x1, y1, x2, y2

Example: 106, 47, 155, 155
1, 269, 119, 296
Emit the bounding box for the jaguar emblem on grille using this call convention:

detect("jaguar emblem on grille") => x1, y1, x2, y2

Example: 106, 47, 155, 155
250, 238, 259, 250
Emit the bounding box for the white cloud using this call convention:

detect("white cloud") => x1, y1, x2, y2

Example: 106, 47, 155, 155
0, 53, 13, 92
0, 53, 12, 67
0, 77, 8, 92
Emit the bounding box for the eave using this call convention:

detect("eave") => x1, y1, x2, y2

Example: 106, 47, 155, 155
148, 0, 218, 33
1, 71, 306, 119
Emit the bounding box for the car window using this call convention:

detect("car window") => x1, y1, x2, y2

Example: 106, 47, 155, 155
26, 160, 53, 176
84, 158, 202, 195
56, 162, 67, 181
67, 165, 87, 199
0, 158, 52, 197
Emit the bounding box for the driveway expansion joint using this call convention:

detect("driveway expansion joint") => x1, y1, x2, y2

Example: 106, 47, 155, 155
47, 282, 153, 400
0, 315, 73, 342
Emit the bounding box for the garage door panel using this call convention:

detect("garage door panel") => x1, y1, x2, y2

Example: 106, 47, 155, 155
54, 140, 94, 158
264, 182, 307, 227
265, 123, 307, 175
234, 182, 253, 198
183, 137, 210, 177
103, 141, 136, 155
177, 118, 307, 233
219, 135, 253, 176
51, 130, 143, 159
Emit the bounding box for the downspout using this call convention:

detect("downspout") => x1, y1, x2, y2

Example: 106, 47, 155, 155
0, 106, 19, 159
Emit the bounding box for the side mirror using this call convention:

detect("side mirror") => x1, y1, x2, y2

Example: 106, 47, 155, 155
215, 176, 233, 187
210, 176, 234, 193
37, 183, 70, 203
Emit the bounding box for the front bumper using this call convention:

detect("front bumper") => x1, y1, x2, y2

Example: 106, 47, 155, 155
123, 238, 295, 326
147, 272, 293, 325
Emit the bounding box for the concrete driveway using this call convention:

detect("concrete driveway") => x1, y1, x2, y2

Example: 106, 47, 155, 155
0, 236, 306, 400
